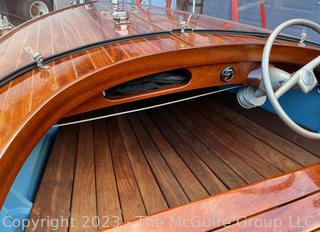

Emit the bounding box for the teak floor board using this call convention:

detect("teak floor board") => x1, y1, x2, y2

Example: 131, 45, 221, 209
116, 115, 168, 215
137, 111, 209, 201
154, 108, 247, 189
30, 95, 320, 231
27, 125, 79, 232
127, 113, 190, 207
70, 121, 97, 232
194, 99, 301, 173
167, 105, 264, 183
146, 111, 228, 195
175, 103, 283, 178
107, 117, 147, 223
93, 119, 122, 229
215, 93, 320, 159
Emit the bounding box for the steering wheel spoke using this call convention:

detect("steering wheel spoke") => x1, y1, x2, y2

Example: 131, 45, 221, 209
275, 56, 320, 99
275, 73, 299, 99
303, 55, 320, 71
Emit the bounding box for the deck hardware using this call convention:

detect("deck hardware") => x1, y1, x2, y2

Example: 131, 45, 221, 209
298, 32, 308, 47
33, 52, 49, 70
220, 66, 235, 82
179, 15, 193, 34
0, 15, 14, 35
24, 47, 49, 70
113, 10, 130, 25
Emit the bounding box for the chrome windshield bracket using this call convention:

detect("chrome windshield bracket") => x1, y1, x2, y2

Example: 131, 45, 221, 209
179, 15, 193, 34
0, 15, 13, 29
24, 47, 49, 69
298, 32, 308, 47
24, 47, 49, 70
33, 52, 49, 70
0, 15, 14, 36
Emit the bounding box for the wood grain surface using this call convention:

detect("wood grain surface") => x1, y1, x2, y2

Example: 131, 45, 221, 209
0, 1, 319, 208
28, 96, 320, 231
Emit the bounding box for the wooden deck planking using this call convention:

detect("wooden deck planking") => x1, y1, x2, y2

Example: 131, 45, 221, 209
93, 119, 122, 229
117, 115, 168, 215
154, 108, 247, 189
145, 110, 228, 195
127, 113, 190, 207
59, 13, 97, 74
0, 25, 33, 76
191, 99, 301, 172
175, 103, 283, 178
137, 111, 209, 201
26, 126, 79, 232
214, 94, 320, 163
30, 17, 58, 108
107, 116, 147, 222
70, 121, 97, 232
203, 96, 320, 166
0, 23, 40, 139
30, 96, 320, 231
167, 105, 264, 183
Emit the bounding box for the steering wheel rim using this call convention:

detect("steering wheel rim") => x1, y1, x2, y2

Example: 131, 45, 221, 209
262, 19, 320, 139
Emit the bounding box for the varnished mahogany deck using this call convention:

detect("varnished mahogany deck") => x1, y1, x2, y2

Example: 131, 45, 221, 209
0, 1, 265, 79
28, 94, 320, 232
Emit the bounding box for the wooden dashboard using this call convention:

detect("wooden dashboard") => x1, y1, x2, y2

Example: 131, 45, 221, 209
68, 62, 257, 116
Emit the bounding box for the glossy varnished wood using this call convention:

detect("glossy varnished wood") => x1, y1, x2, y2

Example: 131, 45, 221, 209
0, 1, 320, 208
218, 191, 320, 231
103, 163, 320, 232
28, 96, 320, 231
0, 1, 267, 79
69, 61, 256, 116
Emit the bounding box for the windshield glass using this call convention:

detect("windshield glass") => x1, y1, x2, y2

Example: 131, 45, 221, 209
0, 0, 319, 80
171, 0, 320, 43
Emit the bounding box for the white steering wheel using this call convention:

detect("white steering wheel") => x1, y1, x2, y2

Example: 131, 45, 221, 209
262, 19, 320, 139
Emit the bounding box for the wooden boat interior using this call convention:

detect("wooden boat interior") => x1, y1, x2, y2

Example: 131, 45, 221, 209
0, 1, 320, 231
27, 92, 320, 232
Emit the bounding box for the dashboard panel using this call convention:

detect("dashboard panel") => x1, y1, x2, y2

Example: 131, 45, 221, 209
67, 62, 258, 116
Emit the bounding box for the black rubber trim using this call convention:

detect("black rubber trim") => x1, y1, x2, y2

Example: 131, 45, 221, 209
190, 29, 320, 47
0, 29, 319, 87
0, 31, 172, 87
